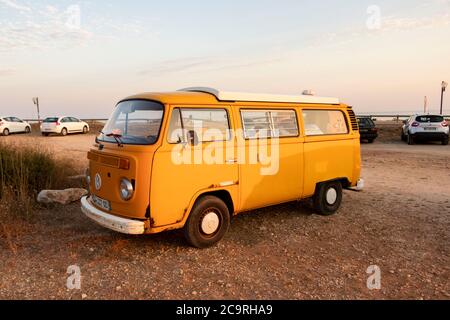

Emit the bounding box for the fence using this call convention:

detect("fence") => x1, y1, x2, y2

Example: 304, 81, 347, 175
24, 114, 450, 124
25, 119, 108, 124
355, 115, 450, 122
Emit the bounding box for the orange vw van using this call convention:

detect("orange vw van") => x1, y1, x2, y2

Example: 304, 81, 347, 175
81, 87, 363, 248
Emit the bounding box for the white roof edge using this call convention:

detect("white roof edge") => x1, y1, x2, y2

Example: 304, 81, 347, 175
178, 87, 340, 105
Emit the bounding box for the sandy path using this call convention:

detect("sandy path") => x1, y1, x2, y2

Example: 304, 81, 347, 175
0, 132, 449, 300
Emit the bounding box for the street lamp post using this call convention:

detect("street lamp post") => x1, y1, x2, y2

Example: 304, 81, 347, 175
32, 97, 41, 124
441, 81, 448, 115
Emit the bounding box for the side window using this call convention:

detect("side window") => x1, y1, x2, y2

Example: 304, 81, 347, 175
167, 109, 183, 143
241, 109, 299, 139
302, 110, 349, 136
167, 108, 230, 143
70, 117, 80, 122
270, 110, 299, 137
61, 118, 68, 123
241, 110, 272, 139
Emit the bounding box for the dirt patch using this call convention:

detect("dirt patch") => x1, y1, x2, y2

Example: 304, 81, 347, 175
0, 131, 449, 300
0, 125, 450, 299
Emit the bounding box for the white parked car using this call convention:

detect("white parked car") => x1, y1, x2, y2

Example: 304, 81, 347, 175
401, 114, 449, 145
0, 116, 32, 136
40, 116, 90, 136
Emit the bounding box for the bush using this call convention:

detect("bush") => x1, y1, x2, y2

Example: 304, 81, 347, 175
0, 141, 77, 216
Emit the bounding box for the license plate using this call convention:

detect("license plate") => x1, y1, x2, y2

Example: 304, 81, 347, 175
424, 127, 436, 131
92, 195, 111, 211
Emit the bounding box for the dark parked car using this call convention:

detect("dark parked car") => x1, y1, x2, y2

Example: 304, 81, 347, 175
357, 117, 378, 143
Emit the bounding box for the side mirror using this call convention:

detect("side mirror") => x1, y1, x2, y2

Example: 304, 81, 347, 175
187, 130, 199, 146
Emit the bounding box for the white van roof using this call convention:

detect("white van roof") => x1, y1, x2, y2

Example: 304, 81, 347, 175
178, 87, 340, 105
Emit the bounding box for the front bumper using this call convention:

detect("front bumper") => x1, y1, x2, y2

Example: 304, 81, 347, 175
81, 196, 145, 235
349, 178, 365, 192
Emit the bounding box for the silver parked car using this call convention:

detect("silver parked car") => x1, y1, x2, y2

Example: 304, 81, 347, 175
40, 116, 90, 136
0, 116, 32, 136
401, 114, 449, 145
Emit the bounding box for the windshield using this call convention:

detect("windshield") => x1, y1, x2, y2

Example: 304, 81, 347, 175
416, 115, 444, 123
98, 100, 164, 145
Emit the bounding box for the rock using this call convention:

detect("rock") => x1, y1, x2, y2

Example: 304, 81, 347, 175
37, 188, 88, 205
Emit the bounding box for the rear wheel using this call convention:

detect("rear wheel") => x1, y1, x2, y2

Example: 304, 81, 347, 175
2, 128, 9, 136
25, 126, 31, 134
443, 137, 449, 146
61, 128, 68, 136
183, 196, 230, 248
407, 133, 415, 145
42, 133, 49, 137
313, 181, 343, 216
401, 131, 406, 141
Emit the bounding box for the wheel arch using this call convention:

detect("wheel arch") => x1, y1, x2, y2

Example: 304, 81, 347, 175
315, 177, 351, 193
192, 189, 235, 217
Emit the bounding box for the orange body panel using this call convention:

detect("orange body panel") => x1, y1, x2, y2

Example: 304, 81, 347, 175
85, 91, 361, 235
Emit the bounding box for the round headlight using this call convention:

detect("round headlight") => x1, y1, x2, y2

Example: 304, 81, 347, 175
120, 178, 134, 201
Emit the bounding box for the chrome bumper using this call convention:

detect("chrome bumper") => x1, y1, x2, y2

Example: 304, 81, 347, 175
81, 196, 145, 235
349, 178, 365, 191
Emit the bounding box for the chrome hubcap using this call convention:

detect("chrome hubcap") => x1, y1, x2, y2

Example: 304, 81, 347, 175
326, 188, 338, 205
201, 211, 220, 235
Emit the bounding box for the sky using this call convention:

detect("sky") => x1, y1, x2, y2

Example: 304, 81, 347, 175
0, 0, 450, 118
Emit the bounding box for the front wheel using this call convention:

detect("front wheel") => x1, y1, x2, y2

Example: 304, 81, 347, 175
313, 181, 343, 216
25, 126, 31, 134
2, 128, 9, 136
368, 139, 375, 144
83, 126, 88, 134
183, 196, 230, 248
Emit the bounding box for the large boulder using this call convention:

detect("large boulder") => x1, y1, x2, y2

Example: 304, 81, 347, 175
37, 188, 88, 205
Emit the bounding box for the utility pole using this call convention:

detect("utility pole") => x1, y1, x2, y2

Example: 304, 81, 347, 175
441, 81, 448, 115
33, 97, 40, 124
424, 96, 427, 114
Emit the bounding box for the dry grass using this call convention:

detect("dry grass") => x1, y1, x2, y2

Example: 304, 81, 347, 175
375, 121, 403, 143
0, 141, 77, 216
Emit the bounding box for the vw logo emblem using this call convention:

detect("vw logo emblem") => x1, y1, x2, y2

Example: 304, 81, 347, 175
94, 173, 102, 190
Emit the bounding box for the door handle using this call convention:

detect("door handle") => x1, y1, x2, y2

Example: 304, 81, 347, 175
226, 159, 238, 164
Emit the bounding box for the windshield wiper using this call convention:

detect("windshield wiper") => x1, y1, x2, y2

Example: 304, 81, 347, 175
106, 132, 124, 147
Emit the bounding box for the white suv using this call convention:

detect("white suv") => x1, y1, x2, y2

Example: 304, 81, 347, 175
0, 117, 32, 136
40, 116, 90, 136
401, 114, 449, 145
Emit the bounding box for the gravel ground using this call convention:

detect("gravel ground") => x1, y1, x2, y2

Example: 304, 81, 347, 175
0, 125, 449, 300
